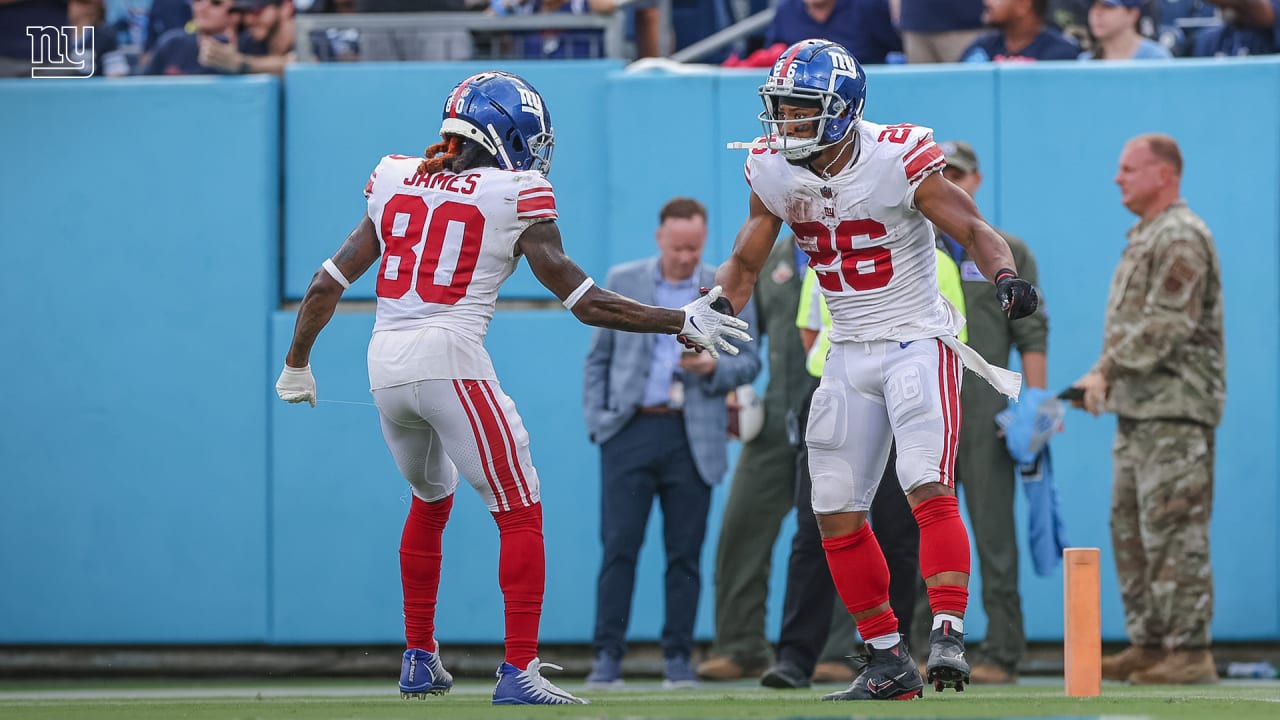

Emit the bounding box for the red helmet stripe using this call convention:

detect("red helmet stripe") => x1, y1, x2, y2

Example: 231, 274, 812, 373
777, 42, 807, 81
447, 77, 475, 119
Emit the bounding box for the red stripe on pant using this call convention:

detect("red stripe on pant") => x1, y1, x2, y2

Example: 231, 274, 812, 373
935, 340, 961, 487
947, 346, 962, 481
453, 380, 508, 509
478, 380, 533, 502
464, 380, 531, 508
401, 494, 454, 651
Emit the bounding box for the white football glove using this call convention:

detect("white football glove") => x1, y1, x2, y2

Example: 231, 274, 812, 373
678, 286, 753, 359
276, 364, 317, 407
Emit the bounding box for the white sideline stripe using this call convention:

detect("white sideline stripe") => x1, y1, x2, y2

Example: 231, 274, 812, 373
4, 681, 1278, 704
0, 685, 481, 701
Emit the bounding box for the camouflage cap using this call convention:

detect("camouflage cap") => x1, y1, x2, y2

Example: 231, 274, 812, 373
939, 140, 979, 174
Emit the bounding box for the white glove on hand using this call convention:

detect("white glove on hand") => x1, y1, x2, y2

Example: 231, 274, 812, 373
678, 286, 753, 359
276, 364, 317, 407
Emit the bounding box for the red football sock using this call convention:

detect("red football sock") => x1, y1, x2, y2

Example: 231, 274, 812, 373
494, 502, 545, 669
400, 493, 453, 652
927, 586, 970, 618
821, 523, 899, 642
913, 495, 971, 616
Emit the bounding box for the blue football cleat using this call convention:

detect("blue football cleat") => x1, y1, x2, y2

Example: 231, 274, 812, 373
399, 647, 453, 698
493, 657, 589, 705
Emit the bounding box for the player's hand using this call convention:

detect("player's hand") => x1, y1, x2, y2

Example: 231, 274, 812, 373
276, 364, 317, 407
678, 286, 752, 359
678, 286, 739, 353
994, 269, 1039, 320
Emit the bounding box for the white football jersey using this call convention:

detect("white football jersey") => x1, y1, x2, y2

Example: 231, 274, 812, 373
362, 155, 557, 387
745, 121, 961, 343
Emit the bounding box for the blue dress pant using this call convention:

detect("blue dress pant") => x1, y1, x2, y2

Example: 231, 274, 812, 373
593, 413, 712, 660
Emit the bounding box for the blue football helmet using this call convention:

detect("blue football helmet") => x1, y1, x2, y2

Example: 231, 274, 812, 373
439, 71, 555, 175
758, 39, 867, 161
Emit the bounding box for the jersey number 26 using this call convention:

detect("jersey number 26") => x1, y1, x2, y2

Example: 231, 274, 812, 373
792, 219, 894, 292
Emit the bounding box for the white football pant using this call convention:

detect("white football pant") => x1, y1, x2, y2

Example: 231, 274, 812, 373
807, 338, 962, 514
372, 378, 541, 512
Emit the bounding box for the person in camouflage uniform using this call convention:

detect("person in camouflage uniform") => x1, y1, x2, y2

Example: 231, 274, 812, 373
1071, 133, 1225, 685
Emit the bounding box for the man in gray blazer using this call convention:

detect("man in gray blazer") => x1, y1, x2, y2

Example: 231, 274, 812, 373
582, 197, 760, 690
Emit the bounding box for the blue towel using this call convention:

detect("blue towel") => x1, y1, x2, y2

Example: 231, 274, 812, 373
995, 388, 1070, 577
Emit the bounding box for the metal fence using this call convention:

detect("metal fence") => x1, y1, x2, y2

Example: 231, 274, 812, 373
295, 10, 631, 62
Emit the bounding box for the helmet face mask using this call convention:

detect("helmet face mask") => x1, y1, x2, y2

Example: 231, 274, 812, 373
523, 127, 555, 176
760, 95, 828, 164
758, 40, 867, 162
439, 71, 556, 176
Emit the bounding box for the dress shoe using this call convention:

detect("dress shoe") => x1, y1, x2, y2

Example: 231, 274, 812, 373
696, 655, 748, 681
812, 661, 857, 683
761, 661, 810, 689
968, 661, 1016, 684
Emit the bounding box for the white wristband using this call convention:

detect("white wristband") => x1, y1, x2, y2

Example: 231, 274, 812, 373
562, 277, 595, 310
322, 258, 351, 289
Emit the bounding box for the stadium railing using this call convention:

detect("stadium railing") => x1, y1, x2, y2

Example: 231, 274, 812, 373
294, 7, 635, 62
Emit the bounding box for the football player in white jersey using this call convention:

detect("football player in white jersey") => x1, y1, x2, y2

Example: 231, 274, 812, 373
274, 71, 750, 706
713, 40, 1039, 700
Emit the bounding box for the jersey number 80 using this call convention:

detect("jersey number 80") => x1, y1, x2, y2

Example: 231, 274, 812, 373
376, 193, 486, 304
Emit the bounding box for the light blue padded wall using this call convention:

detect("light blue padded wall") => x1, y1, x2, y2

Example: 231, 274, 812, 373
0, 77, 279, 642
3, 58, 1277, 645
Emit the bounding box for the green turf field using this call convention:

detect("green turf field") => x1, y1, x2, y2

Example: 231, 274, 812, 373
2, 679, 1278, 719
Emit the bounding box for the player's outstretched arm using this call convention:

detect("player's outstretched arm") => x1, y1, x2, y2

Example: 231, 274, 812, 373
518, 221, 752, 357
519, 220, 683, 333
916, 173, 1014, 277
915, 173, 1038, 319
714, 191, 784, 314
277, 217, 381, 406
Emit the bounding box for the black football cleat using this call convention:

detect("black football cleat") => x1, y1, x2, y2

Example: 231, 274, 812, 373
926, 621, 970, 692
821, 640, 922, 701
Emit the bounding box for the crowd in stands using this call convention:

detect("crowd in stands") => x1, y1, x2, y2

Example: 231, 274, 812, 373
724, 0, 1278, 67
1, 0, 1274, 76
